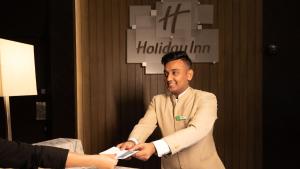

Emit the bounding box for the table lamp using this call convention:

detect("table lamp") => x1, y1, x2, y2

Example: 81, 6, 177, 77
0, 38, 37, 141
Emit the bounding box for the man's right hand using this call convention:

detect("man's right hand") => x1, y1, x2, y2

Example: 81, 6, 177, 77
117, 140, 136, 150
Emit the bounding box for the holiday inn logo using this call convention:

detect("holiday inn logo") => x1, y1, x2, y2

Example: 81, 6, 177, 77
127, 0, 218, 74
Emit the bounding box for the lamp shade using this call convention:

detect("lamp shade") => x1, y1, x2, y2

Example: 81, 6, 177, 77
0, 38, 37, 96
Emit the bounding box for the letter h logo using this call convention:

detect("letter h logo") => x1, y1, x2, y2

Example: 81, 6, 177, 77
159, 3, 190, 34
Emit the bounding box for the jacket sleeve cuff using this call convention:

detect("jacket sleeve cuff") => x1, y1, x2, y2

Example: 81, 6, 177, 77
128, 138, 138, 145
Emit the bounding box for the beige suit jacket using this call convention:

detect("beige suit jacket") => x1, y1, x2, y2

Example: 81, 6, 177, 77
129, 87, 225, 169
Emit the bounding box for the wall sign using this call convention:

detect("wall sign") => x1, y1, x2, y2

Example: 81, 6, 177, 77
127, 0, 218, 74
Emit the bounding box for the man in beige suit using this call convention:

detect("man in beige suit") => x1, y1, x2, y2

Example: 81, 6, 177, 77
118, 51, 225, 169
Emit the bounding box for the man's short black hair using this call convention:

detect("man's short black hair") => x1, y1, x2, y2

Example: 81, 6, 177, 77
161, 51, 192, 68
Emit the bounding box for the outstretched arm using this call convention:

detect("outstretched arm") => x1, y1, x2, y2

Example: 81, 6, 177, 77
0, 138, 117, 169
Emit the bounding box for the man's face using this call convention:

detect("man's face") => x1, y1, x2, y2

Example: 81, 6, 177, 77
163, 59, 193, 96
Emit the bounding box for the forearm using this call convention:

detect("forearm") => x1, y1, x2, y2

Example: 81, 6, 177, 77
65, 153, 88, 167
65, 152, 117, 169
164, 116, 216, 154
129, 98, 158, 143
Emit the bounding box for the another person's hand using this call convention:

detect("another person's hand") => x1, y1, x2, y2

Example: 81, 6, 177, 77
131, 143, 156, 161
117, 140, 136, 150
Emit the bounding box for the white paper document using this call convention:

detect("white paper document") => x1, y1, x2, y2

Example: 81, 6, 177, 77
100, 146, 138, 159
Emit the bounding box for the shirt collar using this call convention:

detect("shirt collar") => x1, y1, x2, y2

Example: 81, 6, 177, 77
177, 87, 189, 99
169, 87, 191, 106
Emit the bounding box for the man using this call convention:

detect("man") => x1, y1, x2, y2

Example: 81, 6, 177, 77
0, 138, 117, 169
118, 51, 225, 169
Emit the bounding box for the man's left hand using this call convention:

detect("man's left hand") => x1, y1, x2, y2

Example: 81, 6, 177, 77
131, 143, 156, 161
